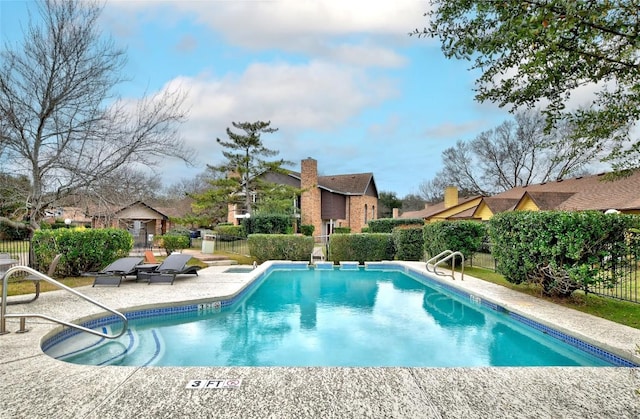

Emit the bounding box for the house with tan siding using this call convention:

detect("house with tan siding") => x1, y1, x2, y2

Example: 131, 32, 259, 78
400, 171, 640, 222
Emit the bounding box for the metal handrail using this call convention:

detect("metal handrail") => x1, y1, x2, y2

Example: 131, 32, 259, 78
1, 265, 128, 338
426, 250, 454, 272
426, 250, 465, 281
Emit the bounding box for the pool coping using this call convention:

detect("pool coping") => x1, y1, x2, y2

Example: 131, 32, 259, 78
2, 261, 640, 418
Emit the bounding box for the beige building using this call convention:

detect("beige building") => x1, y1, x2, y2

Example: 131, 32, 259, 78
400, 171, 640, 222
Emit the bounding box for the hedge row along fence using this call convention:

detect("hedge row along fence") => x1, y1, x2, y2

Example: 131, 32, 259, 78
489, 211, 640, 298
423, 221, 487, 262
32, 228, 133, 277
392, 227, 425, 261
248, 234, 314, 263
328, 233, 395, 264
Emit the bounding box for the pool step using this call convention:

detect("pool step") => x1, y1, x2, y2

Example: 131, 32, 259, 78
45, 326, 164, 366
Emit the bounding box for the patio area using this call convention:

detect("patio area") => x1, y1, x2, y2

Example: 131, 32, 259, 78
1, 262, 639, 418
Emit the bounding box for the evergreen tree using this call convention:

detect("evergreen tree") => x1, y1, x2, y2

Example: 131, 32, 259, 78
191, 121, 299, 223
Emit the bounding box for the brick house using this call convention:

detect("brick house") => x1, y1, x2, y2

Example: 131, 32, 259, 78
228, 157, 379, 236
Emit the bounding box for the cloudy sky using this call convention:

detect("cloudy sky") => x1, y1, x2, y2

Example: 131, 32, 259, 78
1, 0, 513, 197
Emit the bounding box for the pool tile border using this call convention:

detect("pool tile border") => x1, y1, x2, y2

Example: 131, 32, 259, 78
43, 261, 638, 367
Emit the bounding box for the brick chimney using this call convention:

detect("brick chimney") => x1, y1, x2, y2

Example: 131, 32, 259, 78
444, 186, 458, 209
300, 158, 322, 235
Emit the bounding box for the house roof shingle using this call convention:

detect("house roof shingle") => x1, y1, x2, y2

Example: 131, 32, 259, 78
492, 171, 640, 212
401, 170, 640, 222
480, 197, 520, 214
318, 173, 375, 195
519, 191, 576, 210
285, 170, 376, 196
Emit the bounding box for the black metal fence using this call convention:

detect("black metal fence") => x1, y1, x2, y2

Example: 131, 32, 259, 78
211, 235, 250, 256
586, 254, 639, 304
466, 249, 640, 304
467, 252, 497, 272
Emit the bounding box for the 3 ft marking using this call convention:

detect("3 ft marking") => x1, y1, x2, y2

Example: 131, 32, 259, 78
186, 379, 242, 389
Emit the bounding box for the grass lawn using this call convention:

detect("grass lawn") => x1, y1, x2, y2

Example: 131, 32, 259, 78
214, 251, 255, 265
464, 266, 640, 330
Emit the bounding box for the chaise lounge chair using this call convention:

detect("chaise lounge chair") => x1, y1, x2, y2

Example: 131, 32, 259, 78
85, 257, 144, 287
136, 253, 200, 285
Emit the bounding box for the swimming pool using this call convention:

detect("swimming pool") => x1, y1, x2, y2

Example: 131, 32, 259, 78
43, 263, 633, 367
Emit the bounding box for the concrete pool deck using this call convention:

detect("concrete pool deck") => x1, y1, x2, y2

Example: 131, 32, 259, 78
1, 261, 640, 418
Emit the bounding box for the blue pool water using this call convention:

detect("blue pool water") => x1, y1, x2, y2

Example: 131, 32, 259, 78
45, 266, 618, 367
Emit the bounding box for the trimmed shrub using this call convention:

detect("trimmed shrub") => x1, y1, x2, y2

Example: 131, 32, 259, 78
300, 224, 315, 236
243, 214, 292, 234
489, 211, 640, 297
329, 233, 394, 264
215, 224, 246, 238
368, 218, 424, 233
248, 234, 314, 263
392, 227, 424, 261
159, 234, 191, 255
423, 221, 486, 263
334, 227, 351, 234
32, 228, 133, 276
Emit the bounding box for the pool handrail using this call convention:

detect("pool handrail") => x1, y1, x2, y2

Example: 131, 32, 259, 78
426, 250, 465, 281
1, 265, 128, 338
426, 250, 454, 272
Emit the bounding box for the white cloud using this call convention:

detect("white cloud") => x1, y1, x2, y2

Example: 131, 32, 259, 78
105, 0, 428, 66
146, 59, 398, 175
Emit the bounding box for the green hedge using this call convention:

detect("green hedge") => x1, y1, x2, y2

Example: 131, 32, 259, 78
488, 211, 640, 297
328, 233, 394, 264
392, 227, 424, 261
423, 221, 486, 262
159, 234, 191, 255
334, 227, 351, 234
248, 234, 314, 263
215, 224, 247, 238
32, 228, 133, 276
300, 224, 315, 236
367, 218, 424, 233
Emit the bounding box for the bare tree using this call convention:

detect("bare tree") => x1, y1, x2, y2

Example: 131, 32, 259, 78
400, 194, 426, 213
420, 110, 596, 196
84, 168, 163, 206
163, 171, 219, 200
0, 0, 193, 229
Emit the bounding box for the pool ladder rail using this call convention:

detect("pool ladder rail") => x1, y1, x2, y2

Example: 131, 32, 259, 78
426, 250, 465, 281
1, 265, 128, 338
